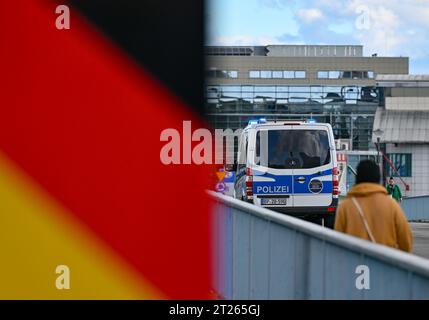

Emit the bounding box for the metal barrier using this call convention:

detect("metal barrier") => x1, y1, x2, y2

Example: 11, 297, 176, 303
402, 195, 429, 221
210, 191, 429, 300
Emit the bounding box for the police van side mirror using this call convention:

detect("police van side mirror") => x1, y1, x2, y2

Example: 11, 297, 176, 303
225, 164, 237, 172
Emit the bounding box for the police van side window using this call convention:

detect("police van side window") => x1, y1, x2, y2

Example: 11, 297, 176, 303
255, 133, 260, 165
255, 130, 268, 167
237, 133, 248, 171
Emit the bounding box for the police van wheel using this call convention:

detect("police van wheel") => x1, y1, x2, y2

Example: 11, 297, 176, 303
323, 215, 336, 229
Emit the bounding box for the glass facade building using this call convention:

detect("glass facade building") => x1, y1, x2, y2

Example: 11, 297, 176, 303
205, 84, 381, 150
205, 45, 408, 152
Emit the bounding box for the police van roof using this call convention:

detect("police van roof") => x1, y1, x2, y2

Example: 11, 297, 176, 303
246, 119, 329, 128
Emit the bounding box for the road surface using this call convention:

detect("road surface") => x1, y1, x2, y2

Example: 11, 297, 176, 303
411, 223, 429, 259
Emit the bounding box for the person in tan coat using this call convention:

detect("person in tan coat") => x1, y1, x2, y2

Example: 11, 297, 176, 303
335, 160, 413, 252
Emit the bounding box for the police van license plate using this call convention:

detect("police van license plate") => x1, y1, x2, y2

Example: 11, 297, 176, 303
261, 198, 287, 205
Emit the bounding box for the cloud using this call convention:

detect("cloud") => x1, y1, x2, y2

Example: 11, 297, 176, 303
279, 0, 429, 61
344, 0, 429, 58
210, 0, 429, 73
353, 4, 404, 55
296, 8, 324, 23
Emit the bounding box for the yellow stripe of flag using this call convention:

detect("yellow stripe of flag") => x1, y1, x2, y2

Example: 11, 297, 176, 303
0, 152, 164, 299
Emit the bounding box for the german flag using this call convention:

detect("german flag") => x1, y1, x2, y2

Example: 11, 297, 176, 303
0, 0, 212, 299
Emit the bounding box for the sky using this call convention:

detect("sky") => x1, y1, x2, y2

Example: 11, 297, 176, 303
207, 0, 429, 74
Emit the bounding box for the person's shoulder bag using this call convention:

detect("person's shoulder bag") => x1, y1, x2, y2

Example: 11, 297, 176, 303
351, 197, 376, 243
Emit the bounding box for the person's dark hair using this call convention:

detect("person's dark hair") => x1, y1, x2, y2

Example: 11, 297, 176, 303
355, 160, 381, 184
389, 177, 394, 181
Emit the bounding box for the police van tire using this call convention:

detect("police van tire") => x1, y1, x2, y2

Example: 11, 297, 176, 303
324, 214, 336, 229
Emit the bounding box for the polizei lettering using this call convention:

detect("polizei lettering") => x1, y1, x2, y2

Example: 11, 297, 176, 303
256, 185, 289, 194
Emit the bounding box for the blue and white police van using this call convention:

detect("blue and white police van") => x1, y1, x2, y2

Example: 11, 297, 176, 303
231, 119, 339, 228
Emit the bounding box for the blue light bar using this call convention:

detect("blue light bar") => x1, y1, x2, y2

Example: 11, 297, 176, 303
249, 118, 268, 125
307, 118, 317, 124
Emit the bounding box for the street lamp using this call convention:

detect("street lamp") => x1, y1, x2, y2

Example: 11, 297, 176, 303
373, 128, 384, 165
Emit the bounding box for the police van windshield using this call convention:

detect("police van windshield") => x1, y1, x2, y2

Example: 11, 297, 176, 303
255, 130, 331, 169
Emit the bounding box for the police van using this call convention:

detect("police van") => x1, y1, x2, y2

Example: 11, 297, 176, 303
231, 119, 338, 228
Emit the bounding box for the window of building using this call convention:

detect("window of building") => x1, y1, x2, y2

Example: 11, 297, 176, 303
295, 71, 306, 79
385, 153, 412, 177
276, 86, 289, 99
341, 71, 352, 79
284, 71, 295, 79
261, 70, 272, 78
352, 71, 363, 79
248, 70, 307, 79
318, 70, 375, 80
214, 70, 225, 78
310, 86, 324, 103
319, 71, 343, 79
329, 71, 341, 79
206, 69, 238, 79
289, 86, 309, 103
206, 86, 220, 99
318, 71, 329, 79
221, 86, 241, 99
242, 85, 254, 92
249, 70, 260, 78
227, 70, 238, 78
272, 71, 283, 79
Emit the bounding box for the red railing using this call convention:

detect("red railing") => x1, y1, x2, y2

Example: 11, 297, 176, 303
381, 151, 410, 191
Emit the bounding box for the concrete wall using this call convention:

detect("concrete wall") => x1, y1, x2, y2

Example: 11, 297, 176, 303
266, 45, 363, 57
385, 87, 429, 111
386, 97, 429, 111
390, 87, 429, 97
206, 56, 409, 86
